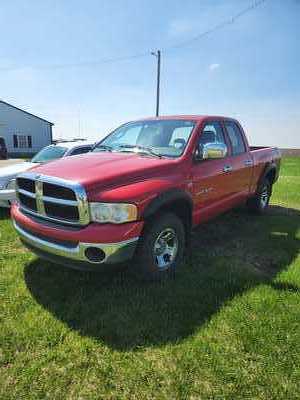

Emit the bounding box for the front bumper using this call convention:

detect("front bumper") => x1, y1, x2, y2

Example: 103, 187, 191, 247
14, 221, 139, 269
0, 189, 15, 207
11, 204, 144, 270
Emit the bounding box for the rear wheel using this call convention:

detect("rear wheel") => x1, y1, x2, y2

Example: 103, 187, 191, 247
247, 178, 272, 214
132, 212, 185, 281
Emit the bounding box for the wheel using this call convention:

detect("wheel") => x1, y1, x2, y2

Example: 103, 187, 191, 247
247, 178, 272, 214
132, 212, 186, 281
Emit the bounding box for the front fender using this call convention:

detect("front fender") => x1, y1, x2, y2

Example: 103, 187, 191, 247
142, 188, 193, 219
89, 178, 187, 219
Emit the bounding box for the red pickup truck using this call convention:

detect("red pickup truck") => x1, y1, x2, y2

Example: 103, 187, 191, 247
12, 115, 281, 280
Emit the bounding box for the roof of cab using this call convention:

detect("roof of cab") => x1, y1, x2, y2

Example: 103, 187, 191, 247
136, 115, 229, 122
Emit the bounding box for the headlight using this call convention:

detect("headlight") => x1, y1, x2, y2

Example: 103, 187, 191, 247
89, 202, 138, 224
6, 179, 16, 191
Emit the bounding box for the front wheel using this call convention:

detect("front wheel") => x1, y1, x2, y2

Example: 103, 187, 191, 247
132, 212, 186, 281
247, 178, 272, 214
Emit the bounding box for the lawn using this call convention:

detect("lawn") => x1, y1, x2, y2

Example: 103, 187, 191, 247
0, 158, 299, 399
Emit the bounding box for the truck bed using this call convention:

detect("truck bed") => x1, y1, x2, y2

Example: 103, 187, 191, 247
249, 146, 281, 193
249, 146, 276, 151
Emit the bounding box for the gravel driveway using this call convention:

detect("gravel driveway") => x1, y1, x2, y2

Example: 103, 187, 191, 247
0, 159, 24, 168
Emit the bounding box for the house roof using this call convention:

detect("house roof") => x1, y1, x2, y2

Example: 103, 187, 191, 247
0, 100, 54, 125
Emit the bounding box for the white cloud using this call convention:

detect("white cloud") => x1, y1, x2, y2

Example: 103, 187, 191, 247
209, 63, 220, 71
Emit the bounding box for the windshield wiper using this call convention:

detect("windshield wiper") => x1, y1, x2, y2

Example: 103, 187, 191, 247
117, 144, 162, 158
94, 144, 113, 152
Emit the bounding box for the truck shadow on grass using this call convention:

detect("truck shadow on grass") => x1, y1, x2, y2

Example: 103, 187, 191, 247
0, 208, 10, 220
24, 206, 300, 350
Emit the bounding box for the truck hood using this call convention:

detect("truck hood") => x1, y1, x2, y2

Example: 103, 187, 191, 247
30, 152, 177, 192
0, 162, 37, 182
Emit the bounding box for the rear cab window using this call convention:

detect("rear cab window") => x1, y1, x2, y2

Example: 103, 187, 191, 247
224, 121, 246, 155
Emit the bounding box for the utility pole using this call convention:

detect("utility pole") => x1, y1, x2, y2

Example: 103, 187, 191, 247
151, 50, 161, 117
78, 107, 81, 138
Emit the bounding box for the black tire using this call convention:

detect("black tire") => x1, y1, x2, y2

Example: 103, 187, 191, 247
132, 212, 186, 281
247, 178, 272, 214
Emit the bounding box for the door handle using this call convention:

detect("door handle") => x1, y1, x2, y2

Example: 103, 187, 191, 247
244, 160, 253, 166
223, 165, 233, 173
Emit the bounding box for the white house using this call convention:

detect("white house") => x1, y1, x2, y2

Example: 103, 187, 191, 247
0, 100, 53, 156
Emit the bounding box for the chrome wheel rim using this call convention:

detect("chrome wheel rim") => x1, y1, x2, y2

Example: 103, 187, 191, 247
153, 228, 178, 269
260, 186, 269, 208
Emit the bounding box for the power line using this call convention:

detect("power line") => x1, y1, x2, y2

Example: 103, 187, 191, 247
163, 0, 267, 52
0, 0, 267, 72
0, 51, 150, 72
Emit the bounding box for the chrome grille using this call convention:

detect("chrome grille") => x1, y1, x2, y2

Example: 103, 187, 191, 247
16, 172, 90, 226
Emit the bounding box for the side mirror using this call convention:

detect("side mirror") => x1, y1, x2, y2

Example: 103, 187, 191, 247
195, 142, 227, 161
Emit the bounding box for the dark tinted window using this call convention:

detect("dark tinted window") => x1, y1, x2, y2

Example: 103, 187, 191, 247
70, 146, 92, 156
13, 135, 18, 148
28, 136, 32, 148
225, 121, 246, 155
199, 121, 225, 145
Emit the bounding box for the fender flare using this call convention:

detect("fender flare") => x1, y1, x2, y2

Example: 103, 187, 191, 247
257, 162, 278, 192
143, 188, 193, 223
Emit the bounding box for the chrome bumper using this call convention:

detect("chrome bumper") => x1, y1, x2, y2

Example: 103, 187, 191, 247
13, 221, 139, 266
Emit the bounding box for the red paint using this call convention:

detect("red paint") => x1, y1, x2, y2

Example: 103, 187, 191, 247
12, 115, 281, 244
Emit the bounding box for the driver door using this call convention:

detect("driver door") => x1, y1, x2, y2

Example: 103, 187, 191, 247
191, 120, 234, 224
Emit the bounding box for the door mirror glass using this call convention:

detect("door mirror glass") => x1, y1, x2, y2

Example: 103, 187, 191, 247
195, 142, 227, 161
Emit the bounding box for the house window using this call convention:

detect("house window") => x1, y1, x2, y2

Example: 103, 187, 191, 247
13, 135, 32, 148
13, 135, 18, 148
18, 135, 28, 148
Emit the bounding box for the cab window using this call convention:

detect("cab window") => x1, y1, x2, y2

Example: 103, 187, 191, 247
199, 121, 225, 145
225, 121, 246, 155
70, 146, 92, 156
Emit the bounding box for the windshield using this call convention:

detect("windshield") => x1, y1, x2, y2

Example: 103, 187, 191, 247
31, 146, 67, 163
93, 119, 196, 158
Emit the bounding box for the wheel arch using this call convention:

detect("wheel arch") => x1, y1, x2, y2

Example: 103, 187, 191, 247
257, 162, 278, 192
142, 189, 193, 238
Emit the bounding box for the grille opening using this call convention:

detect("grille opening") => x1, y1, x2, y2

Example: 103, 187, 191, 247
17, 178, 35, 193
20, 208, 83, 230
19, 193, 37, 211
45, 202, 79, 221
43, 182, 77, 200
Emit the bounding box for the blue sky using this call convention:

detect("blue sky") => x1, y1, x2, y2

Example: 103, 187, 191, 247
0, 0, 299, 147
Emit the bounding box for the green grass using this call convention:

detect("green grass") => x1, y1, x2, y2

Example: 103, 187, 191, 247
0, 158, 299, 399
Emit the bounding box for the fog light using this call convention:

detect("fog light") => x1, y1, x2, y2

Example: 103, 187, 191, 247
85, 247, 106, 263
